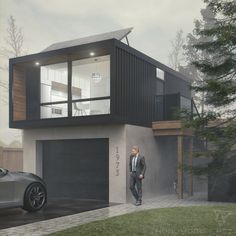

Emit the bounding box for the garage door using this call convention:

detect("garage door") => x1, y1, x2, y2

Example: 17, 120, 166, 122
42, 138, 109, 202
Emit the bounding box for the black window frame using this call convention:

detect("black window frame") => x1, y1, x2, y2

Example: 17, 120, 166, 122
39, 55, 111, 119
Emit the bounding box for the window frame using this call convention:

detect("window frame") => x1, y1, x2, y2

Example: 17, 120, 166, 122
39, 55, 111, 119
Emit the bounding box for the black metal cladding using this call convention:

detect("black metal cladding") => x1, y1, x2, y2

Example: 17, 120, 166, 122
114, 46, 156, 127
164, 71, 191, 98
156, 78, 164, 95
154, 93, 181, 121
9, 38, 191, 129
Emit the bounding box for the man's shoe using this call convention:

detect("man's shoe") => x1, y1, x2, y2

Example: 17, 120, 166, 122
135, 201, 142, 206
133, 199, 138, 205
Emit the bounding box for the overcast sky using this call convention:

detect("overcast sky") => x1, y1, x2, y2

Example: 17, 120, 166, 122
0, 0, 206, 145
0, 0, 205, 65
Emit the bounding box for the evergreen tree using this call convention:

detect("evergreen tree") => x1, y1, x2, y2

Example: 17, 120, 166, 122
183, 0, 236, 178
181, 5, 217, 115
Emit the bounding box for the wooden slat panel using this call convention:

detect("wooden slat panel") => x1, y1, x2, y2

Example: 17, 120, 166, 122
153, 129, 193, 136
152, 120, 182, 130
0, 147, 23, 171
152, 120, 193, 136
177, 135, 183, 199
188, 137, 193, 196
13, 65, 26, 121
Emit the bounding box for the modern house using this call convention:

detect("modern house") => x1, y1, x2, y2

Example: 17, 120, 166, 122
9, 28, 203, 204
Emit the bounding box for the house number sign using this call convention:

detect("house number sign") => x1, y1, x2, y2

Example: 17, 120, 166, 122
115, 146, 120, 176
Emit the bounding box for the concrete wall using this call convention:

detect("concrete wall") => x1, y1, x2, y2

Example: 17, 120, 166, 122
23, 123, 197, 204
125, 125, 178, 203
23, 124, 127, 203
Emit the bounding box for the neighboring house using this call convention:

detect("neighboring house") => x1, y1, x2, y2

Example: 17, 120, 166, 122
8, 28, 202, 204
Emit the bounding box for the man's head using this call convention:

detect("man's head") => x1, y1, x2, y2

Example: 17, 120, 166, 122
131, 146, 139, 156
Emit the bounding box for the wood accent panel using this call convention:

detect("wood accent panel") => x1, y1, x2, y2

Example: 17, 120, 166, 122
188, 137, 193, 196
177, 136, 183, 199
153, 129, 193, 136
12, 65, 26, 121
0, 147, 23, 171
152, 120, 193, 136
152, 120, 182, 130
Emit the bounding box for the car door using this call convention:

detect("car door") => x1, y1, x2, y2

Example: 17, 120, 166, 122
0, 168, 15, 205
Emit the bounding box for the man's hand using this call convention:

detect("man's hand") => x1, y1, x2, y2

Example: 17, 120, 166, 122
139, 174, 144, 179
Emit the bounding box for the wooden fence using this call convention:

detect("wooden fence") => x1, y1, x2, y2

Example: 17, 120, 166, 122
0, 147, 23, 171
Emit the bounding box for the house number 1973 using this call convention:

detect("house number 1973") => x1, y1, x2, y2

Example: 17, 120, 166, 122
115, 146, 120, 176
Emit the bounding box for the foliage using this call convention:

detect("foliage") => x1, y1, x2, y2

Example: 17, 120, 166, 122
182, 0, 236, 177
181, 5, 217, 114
49, 205, 236, 236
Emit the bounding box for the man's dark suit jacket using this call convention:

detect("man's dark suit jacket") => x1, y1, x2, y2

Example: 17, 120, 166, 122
129, 154, 146, 178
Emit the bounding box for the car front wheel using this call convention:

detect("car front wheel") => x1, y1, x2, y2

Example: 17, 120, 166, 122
23, 183, 47, 212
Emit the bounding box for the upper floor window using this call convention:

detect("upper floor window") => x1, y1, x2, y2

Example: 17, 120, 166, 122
40, 63, 68, 103
40, 55, 110, 119
156, 68, 164, 80
72, 55, 110, 99
72, 55, 110, 116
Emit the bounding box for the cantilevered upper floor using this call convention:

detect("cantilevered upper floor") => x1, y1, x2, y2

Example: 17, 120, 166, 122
9, 28, 191, 129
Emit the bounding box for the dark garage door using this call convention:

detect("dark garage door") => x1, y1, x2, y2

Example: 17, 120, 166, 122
42, 138, 109, 202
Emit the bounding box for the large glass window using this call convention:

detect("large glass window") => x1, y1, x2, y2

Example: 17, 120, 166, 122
72, 55, 110, 117
40, 63, 68, 119
180, 95, 191, 111
156, 68, 164, 80
41, 103, 68, 119
40, 55, 110, 119
72, 99, 110, 116
40, 63, 68, 103
72, 55, 110, 99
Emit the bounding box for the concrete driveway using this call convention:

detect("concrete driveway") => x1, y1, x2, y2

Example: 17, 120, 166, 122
0, 193, 235, 236
0, 198, 117, 230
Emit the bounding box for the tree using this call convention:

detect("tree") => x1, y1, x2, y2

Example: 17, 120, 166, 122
180, 6, 217, 115
0, 16, 25, 146
0, 15, 25, 103
182, 0, 236, 179
0, 15, 24, 59
168, 29, 185, 71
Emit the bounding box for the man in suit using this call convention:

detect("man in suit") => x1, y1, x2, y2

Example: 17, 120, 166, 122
129, 146, 146, 206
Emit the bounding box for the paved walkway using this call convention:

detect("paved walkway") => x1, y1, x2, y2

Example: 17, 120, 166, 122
0, 193, 235, 236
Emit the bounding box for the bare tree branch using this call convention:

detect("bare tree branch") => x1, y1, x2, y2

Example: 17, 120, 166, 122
168, 29, 185, 71
0, 15, 25, 61
5, 16, 24, 57
0, 15, 25, 94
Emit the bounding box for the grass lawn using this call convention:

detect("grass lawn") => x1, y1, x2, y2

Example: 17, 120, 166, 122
49, 205, 236, 236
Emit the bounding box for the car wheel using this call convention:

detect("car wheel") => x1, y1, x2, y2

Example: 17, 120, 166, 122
23, 182, 47, 212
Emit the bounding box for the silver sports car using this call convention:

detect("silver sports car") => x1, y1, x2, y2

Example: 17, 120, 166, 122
0, 167, 47, 212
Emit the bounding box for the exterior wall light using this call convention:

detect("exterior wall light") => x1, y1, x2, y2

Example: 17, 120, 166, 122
35, 62, 40, 66
89, 52, 95, 56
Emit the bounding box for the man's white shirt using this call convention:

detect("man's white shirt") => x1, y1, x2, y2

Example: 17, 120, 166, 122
132, 154, 138, 171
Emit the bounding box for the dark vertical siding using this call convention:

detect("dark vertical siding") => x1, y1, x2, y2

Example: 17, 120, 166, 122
114, 46, 156, 127
164, 72, 191, 98
9, 39, 192, 129
156, 78, 164, 95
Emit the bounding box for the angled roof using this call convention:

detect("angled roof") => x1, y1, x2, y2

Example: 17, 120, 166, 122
42, 27, 133, 52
